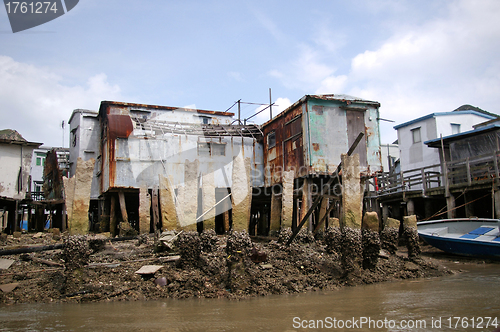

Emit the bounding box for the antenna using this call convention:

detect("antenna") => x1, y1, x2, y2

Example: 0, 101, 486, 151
61, 120, 65, 148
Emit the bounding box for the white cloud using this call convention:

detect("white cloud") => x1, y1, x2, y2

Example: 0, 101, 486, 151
269, 0, 500, 145
269, 45, 337, 91
0, 55, 122, 147
347, 0, 500, 143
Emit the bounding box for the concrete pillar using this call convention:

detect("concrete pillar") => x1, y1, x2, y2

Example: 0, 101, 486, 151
301, 178, 313, 231
446, 194, 456, 219
381, 217, 400, 254
139, 185, 151, 234
159, 174, 179, 230
362, 211, 381, 269
269, 189, 281, 232
406, 199, 415, 216
64, 157, 95, 235
403, 215, 420, 259
342, 154, 362, 229
202, 170, 216, 231
464, 192, 475, 218
179, 159, 199, 231
341, 153, 363, 276
231, 154, 252, 231
281, 171, 294, 229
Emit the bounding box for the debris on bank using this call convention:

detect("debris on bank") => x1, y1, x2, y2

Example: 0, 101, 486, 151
0, 228, 455, 305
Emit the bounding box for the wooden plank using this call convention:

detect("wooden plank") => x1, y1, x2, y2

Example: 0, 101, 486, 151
118, 191, 128, 223
152, 187, 160, 230
135, 265, 163, 275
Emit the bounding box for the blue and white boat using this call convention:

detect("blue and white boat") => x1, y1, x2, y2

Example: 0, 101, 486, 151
417, 218, 500, 258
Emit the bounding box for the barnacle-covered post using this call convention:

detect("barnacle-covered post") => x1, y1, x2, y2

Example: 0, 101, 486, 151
341, 153, 363, 277
362, 211, 381, 269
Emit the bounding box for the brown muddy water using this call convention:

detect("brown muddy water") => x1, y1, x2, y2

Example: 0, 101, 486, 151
1, 263, 499, 332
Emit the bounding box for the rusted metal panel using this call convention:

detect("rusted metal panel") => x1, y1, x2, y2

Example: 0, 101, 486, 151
108, 114, 134, 139
262, 101, 305, 185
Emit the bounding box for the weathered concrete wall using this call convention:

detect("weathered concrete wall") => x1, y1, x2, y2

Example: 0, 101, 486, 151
139, 185, 150, 234
202, 169, 216, 231
269, 190, 281, 233
341, 154, 362, 229
231, 153, 252, 231
281, 171, 294, 229
159, 174, 179, 230
0, 144, 36, 200
64, 157, 95, 235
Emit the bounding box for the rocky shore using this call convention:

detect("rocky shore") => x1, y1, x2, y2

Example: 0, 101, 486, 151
0, 229, 456, 305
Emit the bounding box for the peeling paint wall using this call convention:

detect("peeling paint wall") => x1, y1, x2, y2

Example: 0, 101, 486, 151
64, 157, 95, 235
0, 144, 37, 200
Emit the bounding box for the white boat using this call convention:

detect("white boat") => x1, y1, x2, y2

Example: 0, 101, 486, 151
417, 218, 500, 258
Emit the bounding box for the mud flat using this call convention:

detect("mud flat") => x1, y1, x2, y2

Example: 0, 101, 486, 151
0, 230, 457, 305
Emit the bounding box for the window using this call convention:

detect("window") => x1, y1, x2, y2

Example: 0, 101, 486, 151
197, 142, 225, 156
411, 128, 421, 144
35, 153, 46, 166
267, 131, 276, 149
200, 116, 211, 124
451, 123, 461, 135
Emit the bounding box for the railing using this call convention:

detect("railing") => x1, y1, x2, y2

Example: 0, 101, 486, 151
30, 191, 45, 201
372, 151, 500, 197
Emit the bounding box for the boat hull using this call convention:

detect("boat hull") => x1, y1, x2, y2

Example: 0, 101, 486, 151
419, 233, 500, 258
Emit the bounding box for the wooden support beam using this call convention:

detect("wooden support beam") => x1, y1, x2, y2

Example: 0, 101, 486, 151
286, 132, 364, 246
110, 195, 117, 237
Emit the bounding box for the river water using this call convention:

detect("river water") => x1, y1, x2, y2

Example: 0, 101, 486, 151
1, 263, 499, 331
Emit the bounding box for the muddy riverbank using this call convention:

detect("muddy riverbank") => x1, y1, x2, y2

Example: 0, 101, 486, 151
0, 229, 467, 305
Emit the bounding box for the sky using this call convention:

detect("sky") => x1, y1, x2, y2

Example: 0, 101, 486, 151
1, 0, 500, 148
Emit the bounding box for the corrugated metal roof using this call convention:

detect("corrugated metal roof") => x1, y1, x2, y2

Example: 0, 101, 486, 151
0, 129, 42, 146
308, 94, 380, 105
261, 94, 380, 128
394, 111, 496, 130
425, 123, 500, 147
99, 101, 235, 117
